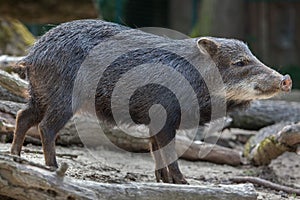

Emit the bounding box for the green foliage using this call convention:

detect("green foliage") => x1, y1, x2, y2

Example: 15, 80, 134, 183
242, 169, 257, 176
97, 0, 127, 23
190, 0, 216, 37
26, 24, 57, 37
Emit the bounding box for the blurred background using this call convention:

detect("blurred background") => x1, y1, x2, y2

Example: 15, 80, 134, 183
0, 0, 299, 88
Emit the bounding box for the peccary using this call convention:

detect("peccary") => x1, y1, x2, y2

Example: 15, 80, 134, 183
10, 20, 292, 184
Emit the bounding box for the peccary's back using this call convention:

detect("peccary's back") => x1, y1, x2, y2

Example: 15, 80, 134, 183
23, 20, 130, 106
25, 20, 129, 73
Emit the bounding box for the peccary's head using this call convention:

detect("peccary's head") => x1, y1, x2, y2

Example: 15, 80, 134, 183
197, 37, 292, 101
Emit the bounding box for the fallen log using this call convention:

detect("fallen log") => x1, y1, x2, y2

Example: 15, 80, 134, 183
0, 70, 28, 100
0, 100, 25, 116
0, 153, 258, 200
244, 122, 300, 165
0, 59, 27, 103
229, 100, 300, 130
0, 55, 26, 81
176, 135, 241, 166
0, 55, 24, 70
0, 85, 26, 103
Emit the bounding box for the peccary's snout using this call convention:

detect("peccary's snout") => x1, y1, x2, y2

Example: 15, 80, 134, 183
280, 74, 292, 92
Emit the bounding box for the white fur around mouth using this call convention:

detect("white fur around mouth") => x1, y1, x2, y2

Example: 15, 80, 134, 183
253, 88, 281, 99
224, 86, 280, 101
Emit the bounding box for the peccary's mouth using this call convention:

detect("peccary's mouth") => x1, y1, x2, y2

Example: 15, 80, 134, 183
253, 86, 281, 99
225, 85, 280, 101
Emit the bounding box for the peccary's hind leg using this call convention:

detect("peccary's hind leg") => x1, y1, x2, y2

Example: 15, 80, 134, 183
38, 106, 73, 167
11, 101, 42, 156
150, 127, 188, 184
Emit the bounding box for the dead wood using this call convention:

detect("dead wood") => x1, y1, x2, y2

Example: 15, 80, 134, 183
244, 122, 300, 165
230, 176, 300, 196
0, 153, 258, 200
0, 70, 28, 100
0, 85, 26, 103
0, 55, 24, 70
176, 135, 241, 166
0, 100, 25, 116
229, 100, 300, 130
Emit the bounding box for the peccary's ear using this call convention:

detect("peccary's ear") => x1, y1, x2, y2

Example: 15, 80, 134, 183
197, 37, 219, 56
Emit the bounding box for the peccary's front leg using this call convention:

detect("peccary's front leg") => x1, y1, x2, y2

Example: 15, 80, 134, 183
38, 122, 58, 168
38, 107, 73, 168
149, 127, 188, 184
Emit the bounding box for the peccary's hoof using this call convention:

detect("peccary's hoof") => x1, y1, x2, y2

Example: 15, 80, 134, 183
155, 168, 188, 184
10, 147, 21, 156
10, 150, 20, 156
172, 175, 188, 185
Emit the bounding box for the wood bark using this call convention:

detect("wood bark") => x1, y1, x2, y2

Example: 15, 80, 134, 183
0, 85, 26, 103
0, 100, 25, 116
0, 70, 28, 100
0, 59, 27, 102
0, 153, 258, 200
0, 64, 27, 102
0, 55, 24, 70
244, 122, 300, 165
229, 100, 300, 130
176, 135, 241, 166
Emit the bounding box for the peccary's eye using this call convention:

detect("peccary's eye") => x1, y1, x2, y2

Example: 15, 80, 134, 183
234, 61, 246, 67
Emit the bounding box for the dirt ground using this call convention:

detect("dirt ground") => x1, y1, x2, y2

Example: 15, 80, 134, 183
0, 138, 299, 200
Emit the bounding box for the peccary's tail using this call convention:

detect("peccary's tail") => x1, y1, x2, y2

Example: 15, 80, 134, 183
17, 60, 27, 68
14, 58, 30, 79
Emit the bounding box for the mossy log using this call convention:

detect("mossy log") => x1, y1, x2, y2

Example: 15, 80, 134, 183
0, 153, 258, 200
244, 122, 300, 165
0, 18, 35, 56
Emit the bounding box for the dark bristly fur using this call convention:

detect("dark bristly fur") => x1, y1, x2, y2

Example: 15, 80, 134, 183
10, 20, 290, 184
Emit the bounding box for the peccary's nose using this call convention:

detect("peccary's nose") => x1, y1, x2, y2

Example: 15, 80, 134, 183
280, 74, 292, 92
